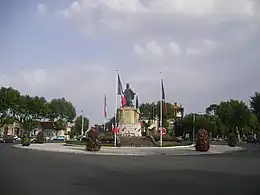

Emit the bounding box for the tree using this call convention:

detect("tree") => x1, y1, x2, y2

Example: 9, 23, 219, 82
0, 87, 21, 125
0, 86, 77, 135
215, 100, 253, 135
73, 115, 89, 136
48, 98, 76, 134
139, 101, 176, 120
205, 104, 217, 115
250, 92, 260, 120
177, 114, 212, 137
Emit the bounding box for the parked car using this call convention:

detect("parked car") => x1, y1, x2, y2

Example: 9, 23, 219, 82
52, 136, 66, 141
13, 135, 21, 141
0, 136, 4, 143
3, 135, 15, 143
76, 135, 87, 141
247, 135, 258, 144
31, 136, 37, 143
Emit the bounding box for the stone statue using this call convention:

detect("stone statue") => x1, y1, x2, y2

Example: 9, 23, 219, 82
124, 83, 135, 107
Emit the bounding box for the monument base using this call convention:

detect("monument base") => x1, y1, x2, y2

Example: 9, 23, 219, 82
118, 106, 142, 137
119, 123, 142, 137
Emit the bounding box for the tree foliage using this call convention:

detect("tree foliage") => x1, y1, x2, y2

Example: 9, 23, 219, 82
70, 115, 90, 136
0, 87, 77, 134
250, 92, 260, 120
138, 94, 260, 139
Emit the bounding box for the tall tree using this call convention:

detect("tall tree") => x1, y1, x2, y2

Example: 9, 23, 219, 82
48, 97, 76, 134
205, 104, 217, 115
250, 92, 260, 120
178, 114, 213, 135
73, 115, 89, 135
215, 100, 253, 135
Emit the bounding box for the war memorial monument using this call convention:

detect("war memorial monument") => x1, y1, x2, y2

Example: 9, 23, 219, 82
118, 83, 142, 137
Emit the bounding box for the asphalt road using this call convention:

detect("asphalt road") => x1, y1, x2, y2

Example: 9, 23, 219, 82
1, 143, 260, 195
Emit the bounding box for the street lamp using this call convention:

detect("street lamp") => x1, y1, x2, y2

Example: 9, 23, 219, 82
81, 110, 84, 136
193, 113, 195, 143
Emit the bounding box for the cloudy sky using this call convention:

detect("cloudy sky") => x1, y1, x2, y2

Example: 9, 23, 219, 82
1, 0, 260, 125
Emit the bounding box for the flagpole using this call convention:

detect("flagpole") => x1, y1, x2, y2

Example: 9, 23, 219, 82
114, 70, 118, 147
160, 72, 163, 147
104, 94, 107, 132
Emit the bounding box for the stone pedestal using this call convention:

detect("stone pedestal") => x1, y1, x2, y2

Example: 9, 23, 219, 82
118, 107, 141, 137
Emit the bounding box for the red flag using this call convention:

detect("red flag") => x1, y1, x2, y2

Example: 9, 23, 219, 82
121, 96, 126, 107
162, 127, 166, 135
164, 102, 168, 113
112, 126, 119, 134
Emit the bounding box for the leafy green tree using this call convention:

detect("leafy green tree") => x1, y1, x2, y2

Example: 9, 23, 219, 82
48, 97, 76, 122
73, 115, 89, 135
250, 92, 260, 120
215, 100, 253, 134
139, 101, 175, 120
53, 119, 67, 135
139, 102, 157, 120
0, 87, 77, 134
179, 114, 212, 134
205, 104, 217, 115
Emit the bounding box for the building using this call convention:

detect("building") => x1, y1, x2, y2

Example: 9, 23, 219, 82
173, 102, 184, 119
31, 121, 72, 139
0, 120, 23, 137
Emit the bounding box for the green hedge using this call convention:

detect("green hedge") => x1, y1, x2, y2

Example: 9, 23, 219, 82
65, 140, 86, 145
150, 134, 182, 142
101, 136, 114, 142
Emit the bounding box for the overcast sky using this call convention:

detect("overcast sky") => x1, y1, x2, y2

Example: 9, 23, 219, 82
1, 0, 260, 125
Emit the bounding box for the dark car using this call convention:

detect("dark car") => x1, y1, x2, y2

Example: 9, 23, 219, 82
247, 135, 258, 144
0, 136, 4, 143
3, 135, 15, 143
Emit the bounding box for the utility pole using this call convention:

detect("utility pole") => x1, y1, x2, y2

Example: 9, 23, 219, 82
81, 110, 84, 136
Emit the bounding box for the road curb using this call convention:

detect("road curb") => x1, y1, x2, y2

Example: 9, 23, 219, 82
12, 143, 245, 156
12, 144, 146, 156
64, 144, 195, 149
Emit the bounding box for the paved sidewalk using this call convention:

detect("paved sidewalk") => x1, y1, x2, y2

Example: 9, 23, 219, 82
12, 143, 245, 156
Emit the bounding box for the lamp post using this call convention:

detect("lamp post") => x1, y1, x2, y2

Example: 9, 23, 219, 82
193, 112, 203, 143
81, 110, 84, 136
193, 113, 195, 143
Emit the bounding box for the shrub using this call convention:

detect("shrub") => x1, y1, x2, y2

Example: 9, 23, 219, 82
21, 131, 30, 146
195, 129, 210, 152
228, 132, 238, 147
150, 134, 181, 142
36, 131, 45, 144
101, 135, 114, 142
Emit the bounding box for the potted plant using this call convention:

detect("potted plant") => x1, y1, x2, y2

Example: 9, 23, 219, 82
21, 131, 31, 146
86, 127, 101, 151
195, 129, 210, 152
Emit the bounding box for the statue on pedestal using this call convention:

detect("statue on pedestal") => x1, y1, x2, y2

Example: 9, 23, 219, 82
124, 83, 135, 107
118, 83, 141, 136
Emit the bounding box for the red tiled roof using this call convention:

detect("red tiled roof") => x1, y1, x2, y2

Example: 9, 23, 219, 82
40, 122, 54, 130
